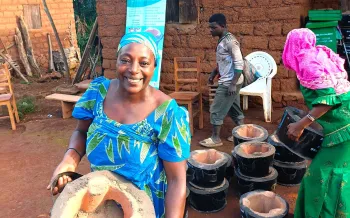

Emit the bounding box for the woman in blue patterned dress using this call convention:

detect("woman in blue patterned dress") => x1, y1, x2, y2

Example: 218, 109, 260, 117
47, 32, 191, 218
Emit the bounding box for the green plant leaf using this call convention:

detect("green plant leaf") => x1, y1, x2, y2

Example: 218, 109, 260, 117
16, 96, 35, 119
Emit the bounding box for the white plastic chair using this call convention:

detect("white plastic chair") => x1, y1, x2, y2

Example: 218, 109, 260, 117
239, 51, 277, 123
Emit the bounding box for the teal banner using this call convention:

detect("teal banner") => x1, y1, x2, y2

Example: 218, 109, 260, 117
126, 0, 167, 89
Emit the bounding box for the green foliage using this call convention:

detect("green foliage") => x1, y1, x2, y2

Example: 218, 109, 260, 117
76, 23, 94, 54
16, 96, 36, 120
73, 0, 97, 52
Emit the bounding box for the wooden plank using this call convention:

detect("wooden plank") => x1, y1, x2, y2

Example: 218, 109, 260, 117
0, 43, 15, 53
23, 5, 33, 29
175, 57, 197, 62
61, 101, 74, 119
15, 28, 32, 76
177, 79, 197, 83
0, 37, 9, 54
18, 16, 42, 76
0, 53, 28, 83
166, 0, 179, 23
45, 93, 81, 103
47, 33, 54, 72
177, 68, 197, 72
73, 18, 98, 84
23, 5, 42, 29
31, 5, 42, 29
179, 0, 197, 24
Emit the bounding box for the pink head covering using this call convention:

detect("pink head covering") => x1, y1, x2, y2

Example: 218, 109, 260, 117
282, 28, 350, 95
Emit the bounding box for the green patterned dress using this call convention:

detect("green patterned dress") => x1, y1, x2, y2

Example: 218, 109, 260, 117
294, 86, 350, 218
72, 77, 191, 218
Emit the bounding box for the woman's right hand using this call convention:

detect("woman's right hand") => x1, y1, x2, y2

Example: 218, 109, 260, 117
47, 161, 76, 195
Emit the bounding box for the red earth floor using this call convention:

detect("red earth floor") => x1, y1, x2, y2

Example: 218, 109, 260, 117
0, 105, 298, 218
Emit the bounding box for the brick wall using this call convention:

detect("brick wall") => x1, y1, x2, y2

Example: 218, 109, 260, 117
312, 0, 340, 9
0, 0, 78, 73
97, 0, 340, 106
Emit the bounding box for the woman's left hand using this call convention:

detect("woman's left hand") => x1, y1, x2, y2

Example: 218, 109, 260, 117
287, 122, 305, 141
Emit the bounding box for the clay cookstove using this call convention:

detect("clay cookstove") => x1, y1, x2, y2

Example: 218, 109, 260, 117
273, 160, 307, 186
234, 142, 275, 177
188, 178, 229, 213
187, 149, 229, 188
51, 170, 155, 218
240, 190, 289, 218
268, 132, 305, 163
232, 124, 268, 146
235, 167, 278, 196
276, 106, 323, 159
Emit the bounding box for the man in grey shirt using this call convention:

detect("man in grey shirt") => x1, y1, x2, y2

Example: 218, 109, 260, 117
200, 13, 244, 147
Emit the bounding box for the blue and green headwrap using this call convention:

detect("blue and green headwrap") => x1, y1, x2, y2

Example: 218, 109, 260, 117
117, 32, 159, 66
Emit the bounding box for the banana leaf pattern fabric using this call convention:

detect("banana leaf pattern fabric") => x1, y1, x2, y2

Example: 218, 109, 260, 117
72, 77, 191, 218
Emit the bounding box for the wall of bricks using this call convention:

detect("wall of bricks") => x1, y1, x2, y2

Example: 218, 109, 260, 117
0, 0, 78, 74
97, 0, 340, 106
313, 0, 340, 9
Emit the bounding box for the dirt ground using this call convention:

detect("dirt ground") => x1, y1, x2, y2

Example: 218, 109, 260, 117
0, 78, 298, 218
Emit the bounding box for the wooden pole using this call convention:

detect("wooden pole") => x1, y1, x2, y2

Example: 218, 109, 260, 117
0, 52, 29, 83
42, 0, 71, 83
73, 18, 98, 84
15, 28, 32, 77
0, 43, 15, 53
17, 16, 42, 76
0, 37, 9, 54
47, 33, 54, 73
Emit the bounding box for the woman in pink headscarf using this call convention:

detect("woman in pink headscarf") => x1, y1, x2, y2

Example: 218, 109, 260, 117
282, 28, 350, 218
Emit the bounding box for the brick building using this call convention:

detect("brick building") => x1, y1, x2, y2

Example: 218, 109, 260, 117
0, 0, 78, 72
98, 0, 340, 106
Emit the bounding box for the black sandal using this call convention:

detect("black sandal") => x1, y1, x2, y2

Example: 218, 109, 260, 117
50, 171, 83, 193
49, 171, 83, 213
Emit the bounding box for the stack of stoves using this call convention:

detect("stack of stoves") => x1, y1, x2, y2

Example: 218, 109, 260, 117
186, 149, 231, 213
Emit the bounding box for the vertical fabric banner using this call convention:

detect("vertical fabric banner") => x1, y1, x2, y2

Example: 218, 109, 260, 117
126, 0, 167, 89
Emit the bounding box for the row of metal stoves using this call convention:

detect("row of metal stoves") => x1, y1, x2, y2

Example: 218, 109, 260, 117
183, 107, 323, 217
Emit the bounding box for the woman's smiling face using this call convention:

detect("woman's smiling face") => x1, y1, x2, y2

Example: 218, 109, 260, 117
116, 43, 155, 94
